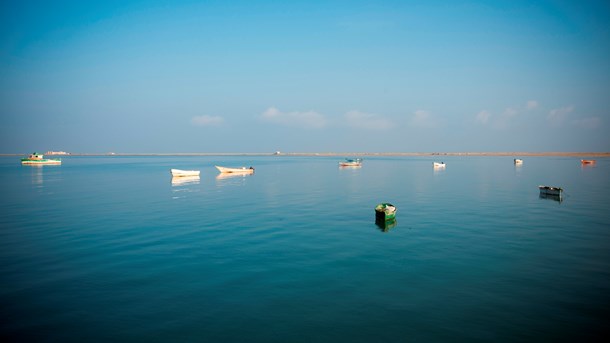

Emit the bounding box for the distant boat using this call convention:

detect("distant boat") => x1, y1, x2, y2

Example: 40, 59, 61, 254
170, 169, 200, 177
21, 152, 61, 165
538, 185, 563, 196
215, 165, 255, 173
339, 158, 362, 167
375, 203, 397, 222
514, 159, 523, 165
433, 162, 445, 168
581, 159, 596, 165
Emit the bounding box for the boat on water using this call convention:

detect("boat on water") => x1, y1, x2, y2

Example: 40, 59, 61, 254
433, 162, 445, 168
339, 158, 362, 167
538, 185, 563, 196
21, 152, 61, 165
215, 165, 255, 173
170, 169, 200, 177
375, 203, 396, 222
514, 159, 523, 165
581, 159, 596, 165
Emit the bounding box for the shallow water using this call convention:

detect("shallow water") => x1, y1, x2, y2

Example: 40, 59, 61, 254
1, 155, 609, 342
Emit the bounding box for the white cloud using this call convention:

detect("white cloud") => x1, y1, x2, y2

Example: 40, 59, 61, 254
344, 110, 392, 130
192, 115, 224, 126
411, 110, 438, 128
475, 110, 491, 124
260, 107, 327, 129
572, 117, 601, 129
526, 100, 539, 110
547, 106, 574, 126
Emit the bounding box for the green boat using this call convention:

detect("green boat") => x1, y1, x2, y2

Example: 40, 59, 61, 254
21, 152, 62, 165
375, 203, 396, 222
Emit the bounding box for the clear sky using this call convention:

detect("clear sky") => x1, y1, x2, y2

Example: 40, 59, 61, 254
1, 0, 609, 153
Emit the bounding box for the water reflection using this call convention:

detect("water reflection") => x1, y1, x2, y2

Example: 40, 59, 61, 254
30, 165, 44, 186
216, 172, 252, 181
376, 219, 397, 232
171, 176, 200, 186
539, 193, 563, 203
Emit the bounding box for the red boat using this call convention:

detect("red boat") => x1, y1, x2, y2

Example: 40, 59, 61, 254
581, 159, 596, 165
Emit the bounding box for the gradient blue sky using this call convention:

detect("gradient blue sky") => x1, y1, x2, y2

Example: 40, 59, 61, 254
1, 0, 609, 153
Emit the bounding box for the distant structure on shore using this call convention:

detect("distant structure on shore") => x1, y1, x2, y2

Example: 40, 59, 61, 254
46, 151, 70, 155
274, 151, 281, 155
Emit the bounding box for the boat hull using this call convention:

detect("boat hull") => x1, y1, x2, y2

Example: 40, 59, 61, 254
538, 185, 562, 196
170, 169, 200, 177
215, 166, 254, 173
375, 203, 397, 222
21, 159, 61, 165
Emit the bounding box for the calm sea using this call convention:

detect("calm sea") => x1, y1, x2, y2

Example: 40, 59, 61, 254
1, 155, 609, 342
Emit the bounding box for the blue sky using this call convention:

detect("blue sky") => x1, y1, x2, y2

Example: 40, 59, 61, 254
1, 0, 609, 153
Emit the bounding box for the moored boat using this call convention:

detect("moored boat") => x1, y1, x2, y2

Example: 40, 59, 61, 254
170, 169, 200, 177
514, 159, 523, 165
375, 203, 396, 222
538, 185, 563, 196
581, 159, 596, 165
215, 165, 255, 173
21, 152, 61, 165
433, 162, 445, 168
339, 158, 362, 167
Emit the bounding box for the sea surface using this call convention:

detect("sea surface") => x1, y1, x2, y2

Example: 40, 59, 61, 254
1, 155, 609, 342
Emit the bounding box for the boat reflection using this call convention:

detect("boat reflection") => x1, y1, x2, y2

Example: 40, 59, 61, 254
376, 218, 397, 232
539, 193, 563, 203
171, 176, 200, 186
31, 165, 44, 185
215, 172, 253, 180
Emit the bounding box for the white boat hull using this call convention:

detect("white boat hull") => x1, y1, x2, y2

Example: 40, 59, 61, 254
215, 166, 254, 173
433, 162, 445, 168
171, 169, 200, 177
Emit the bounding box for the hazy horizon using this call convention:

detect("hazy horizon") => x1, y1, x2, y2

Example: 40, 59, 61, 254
2, 1, 609, 153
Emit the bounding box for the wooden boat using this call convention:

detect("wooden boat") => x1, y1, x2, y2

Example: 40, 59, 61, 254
21, 152, 61, 165
514, 159, 523, 165
375, 203, 396, 222
538, 185, 563, 196
215, 165, 255, 173
339, 158, 362, 167
433, 162, 445, 168
581, 159, 596, 165
170, 169, 200, 177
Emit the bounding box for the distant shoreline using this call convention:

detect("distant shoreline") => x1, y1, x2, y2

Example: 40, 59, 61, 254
2, 152, 609, 157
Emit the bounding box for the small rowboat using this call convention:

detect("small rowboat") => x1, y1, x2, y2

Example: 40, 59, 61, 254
538, 185, 563, 196
375, 203, 396, 222
170, 169, 200, 177
21, 152, 61, 165
339, 158, 362, 167
433, 162, 445, 168
514, 159, 523, 165
581, 159, 596, 165
215, 165, 255, 173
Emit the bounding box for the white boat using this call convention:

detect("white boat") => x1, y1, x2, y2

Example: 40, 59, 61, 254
514, 159, 523, 165
339, 158, 362, 167
538, 185, 562, 196
433, 162, 445, 168
170, 169, 200, 177
215, 165, 255, 173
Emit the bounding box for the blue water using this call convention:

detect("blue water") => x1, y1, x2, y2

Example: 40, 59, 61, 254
1, 155, 609, 342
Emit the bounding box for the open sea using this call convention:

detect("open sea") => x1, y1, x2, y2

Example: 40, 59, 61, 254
1, 155, 609, 342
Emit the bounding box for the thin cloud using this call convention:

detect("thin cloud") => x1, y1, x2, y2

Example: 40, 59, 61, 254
260, 107, 327, 129
475, 110, 491, 125
344, 110, 392, 130
548, 106, 574, 126
192, 115, 224, 126
411, 110, 438, 128
526, 100, 539, 110
572, 116, 601, 129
